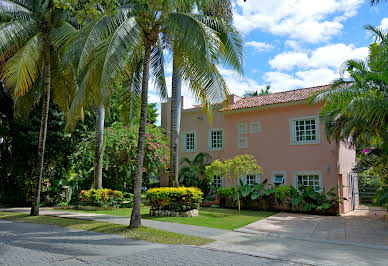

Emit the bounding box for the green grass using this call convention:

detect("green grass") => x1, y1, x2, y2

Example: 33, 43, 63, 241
55, 207, 275, 230
0, 211, 213, 246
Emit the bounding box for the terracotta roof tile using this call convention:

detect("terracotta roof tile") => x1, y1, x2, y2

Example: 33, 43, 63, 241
220, 84, 332, 111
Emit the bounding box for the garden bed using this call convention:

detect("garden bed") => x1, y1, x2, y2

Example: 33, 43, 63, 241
149, 209, 199, 217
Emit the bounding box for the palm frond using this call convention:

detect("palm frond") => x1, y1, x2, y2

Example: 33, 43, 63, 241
149, 36, 167, 100
0, 0, 33, 21
1, 33, 43, 98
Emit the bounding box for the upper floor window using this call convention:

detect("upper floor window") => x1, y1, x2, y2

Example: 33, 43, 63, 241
250, 121, 261, 133
238, 136, 248, 148
183, 131, 196, 152
290, 115, 320, 144
238, 123, 248, 134
296, 172, 321, 192
212, 176, 223, 188
209, 129, 223, 151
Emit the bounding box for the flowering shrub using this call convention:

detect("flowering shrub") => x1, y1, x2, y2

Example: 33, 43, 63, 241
79, 188, 125, 207
69, 122, 169, 191
146, 187, 203, 212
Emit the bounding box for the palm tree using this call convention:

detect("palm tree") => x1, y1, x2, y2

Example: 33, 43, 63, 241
62, 0, 233, 227
0, 0, 75, 216
310, 26, 387, 149
169, 0, 243, 186
259, 85, 271, 96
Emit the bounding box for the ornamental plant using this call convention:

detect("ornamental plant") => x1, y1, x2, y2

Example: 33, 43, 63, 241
79, 188, 125, 208
206, 154, 263, 215
68, 122, 169, 192
146, 187, 203, 212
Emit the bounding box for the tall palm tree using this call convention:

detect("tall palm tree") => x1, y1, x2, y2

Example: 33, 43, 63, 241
0, 0, 75, 216
310, 26, 387, 150
169, 0, 243, 187
63, 0, 236, 227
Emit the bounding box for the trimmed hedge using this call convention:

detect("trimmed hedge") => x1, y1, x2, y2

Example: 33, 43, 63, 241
79, 189, 129, 208
146, 187, 203, 212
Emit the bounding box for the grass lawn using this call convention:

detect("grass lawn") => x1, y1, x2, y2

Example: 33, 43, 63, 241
55, 207, 275, 230
0, 211, 213, 246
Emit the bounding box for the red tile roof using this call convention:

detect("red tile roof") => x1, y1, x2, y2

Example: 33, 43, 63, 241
220, 84, 332, 112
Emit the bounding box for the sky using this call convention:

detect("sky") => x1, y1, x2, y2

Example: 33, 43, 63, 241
149, 0, 388, 125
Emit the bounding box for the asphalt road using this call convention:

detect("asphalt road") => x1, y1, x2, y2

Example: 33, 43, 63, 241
0, 220, 297, 266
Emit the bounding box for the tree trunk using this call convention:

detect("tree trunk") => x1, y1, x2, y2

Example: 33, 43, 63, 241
30, 54, 51, 216
130, 44, 151, 228
94, 105, 105, 189
170, 55, 182, 187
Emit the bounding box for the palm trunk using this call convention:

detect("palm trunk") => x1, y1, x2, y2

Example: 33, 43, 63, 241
130, 44, 151, 228
94, 105, 105, 189
30, 54, 51, 216
170, 55, 182, 187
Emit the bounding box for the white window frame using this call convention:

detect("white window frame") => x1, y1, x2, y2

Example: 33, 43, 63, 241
272, 171, 286, 186
289, 115, 320, 145
237, 122, 248, 134
182, 130, 197, 152
212, 175, 224, 188
240, 174, 260, 186
250, 121, 262, 133
238, 136, 248, 149
294, 171, 322, 192
208, 128, 224, 151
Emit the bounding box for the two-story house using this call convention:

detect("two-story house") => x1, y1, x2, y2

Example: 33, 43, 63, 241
161, 84, 357, 213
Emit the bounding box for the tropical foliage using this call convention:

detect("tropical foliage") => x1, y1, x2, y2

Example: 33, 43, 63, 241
310, 26, 388, 207
178, 152, 213, 197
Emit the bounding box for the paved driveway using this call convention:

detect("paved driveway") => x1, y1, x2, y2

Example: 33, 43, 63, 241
236, 207, 388, 248
0, 220, 295, 266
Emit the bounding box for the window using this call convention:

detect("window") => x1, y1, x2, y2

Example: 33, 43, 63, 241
209, 129, 224, 150
272, 171, 286, 187
250, 121, 261, 133
212, 176, 223, 188
238, 136, 248, 148
296, 173, 321, 192
182, 131, 196, 152
238, 123, 248, 134
240, 174, 259, 186
290, 116, 320, 144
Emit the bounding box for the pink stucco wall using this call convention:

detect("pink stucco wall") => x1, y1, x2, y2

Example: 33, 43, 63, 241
161, 98, 356, 213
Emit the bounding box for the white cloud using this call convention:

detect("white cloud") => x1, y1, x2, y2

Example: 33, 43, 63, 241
379, 18, 388, 30
245, 41, 274, 52
234, 0, 363, 43
285, 40, 302, 51
269, 52, 309, 71
269, 43, 368, 71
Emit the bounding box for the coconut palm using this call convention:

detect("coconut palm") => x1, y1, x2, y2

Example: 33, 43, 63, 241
0, 0, 76, 216
62, 0, 233, 227
310, 26, 388, 149
169, 0, 243, 187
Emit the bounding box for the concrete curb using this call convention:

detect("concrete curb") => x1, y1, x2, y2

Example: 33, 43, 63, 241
234, 228, 388, 250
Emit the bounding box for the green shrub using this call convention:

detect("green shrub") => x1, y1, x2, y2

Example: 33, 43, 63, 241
146, 187, 203, 212
79, 189, 127, 208
274, 185, 297, 204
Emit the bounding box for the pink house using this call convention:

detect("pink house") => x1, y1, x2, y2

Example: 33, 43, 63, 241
161, 84, 358, 213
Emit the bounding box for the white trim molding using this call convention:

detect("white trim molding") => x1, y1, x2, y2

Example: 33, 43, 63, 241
294, 170, 322, 192
182, 130, 197, 152
208, 128, 224, 151
289, 115, 320, 145
272, 171, 287, 186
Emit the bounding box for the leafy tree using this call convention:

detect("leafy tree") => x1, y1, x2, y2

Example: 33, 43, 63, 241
205, 154, 262, 215
169, 0, 244, 187
178, 152, 212, 197
0, 0, 76, 215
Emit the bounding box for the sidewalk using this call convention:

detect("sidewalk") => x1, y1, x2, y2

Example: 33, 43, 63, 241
0, 208, 239, 240
2, 207, 388, 265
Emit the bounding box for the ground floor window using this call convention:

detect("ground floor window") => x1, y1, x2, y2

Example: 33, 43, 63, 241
212, 175, 223, 188
296, 173, 321, 192
240, 174, 259, 186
